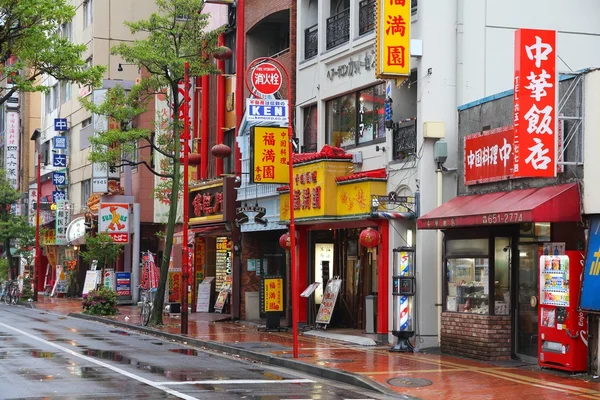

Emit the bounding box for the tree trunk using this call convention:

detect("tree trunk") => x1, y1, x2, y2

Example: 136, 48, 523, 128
5, 239, 14, 280
150, 84, 182, 326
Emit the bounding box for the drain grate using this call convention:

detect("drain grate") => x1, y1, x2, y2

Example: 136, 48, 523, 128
387, 377, 433, 388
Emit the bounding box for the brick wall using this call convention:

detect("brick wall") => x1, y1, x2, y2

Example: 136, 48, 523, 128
441, 312, 512, 361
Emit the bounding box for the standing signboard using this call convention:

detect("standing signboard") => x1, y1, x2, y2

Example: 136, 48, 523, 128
52, 265, 68, 296
315, 278, 342, 326
82, 270, 101, 295
513, 28, 557, 177
103, 269, 116, 290
214, 275, 232, 313
580, 216, 600, 312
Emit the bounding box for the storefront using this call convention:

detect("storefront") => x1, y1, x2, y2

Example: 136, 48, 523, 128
417, 183, 584, 361
278, 148, 397, 334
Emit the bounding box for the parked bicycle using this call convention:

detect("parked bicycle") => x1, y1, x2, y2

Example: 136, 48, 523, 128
138, 286, 157, 326
0, 281, 9, 303
3, 280, 20, 305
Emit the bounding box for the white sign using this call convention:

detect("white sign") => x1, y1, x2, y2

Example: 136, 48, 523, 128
314, 243, 334, 304
103, 268, 116, 290
66, 217, 86, 243
82, 270, 101, 295
246, 99, 288, 123
196, 283, 212, 312
55, 200, 70, 245
52, 265, 68, 295
5, 111, 20, 190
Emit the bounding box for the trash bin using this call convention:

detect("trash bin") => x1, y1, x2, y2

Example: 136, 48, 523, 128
365, 294, 377, 334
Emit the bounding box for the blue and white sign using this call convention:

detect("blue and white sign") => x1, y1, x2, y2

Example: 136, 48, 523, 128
52, 190, 67, 203
581, 216, 600, 312
53, 135, 67, 150
54, 118, 68, 132
53, 153, 67, 167
52, 171, 67, 186
246, 99, 288, 123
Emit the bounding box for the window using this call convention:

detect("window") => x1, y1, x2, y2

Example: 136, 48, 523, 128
60, 81, 71, 104
81, 179, 91, 208
224, 129, 235, 174
45, 84, 58, 114
82, 117, 92, 128
326, 83, 385, 147
224, 31, 236, 75
60, 22, 72, 41
303, 105, 317, 153
83, 0, 93, 29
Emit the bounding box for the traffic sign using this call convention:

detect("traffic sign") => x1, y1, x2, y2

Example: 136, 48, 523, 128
251, 62, 282, 96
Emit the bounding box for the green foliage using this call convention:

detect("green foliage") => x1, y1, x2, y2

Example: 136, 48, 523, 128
21, 277, 33, 301
0, 258, 8, 281
82, 287, 118, 316
80, 233, 124, 273
0, 0, 105, 105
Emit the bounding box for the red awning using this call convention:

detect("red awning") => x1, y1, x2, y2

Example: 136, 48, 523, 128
417, 183, 580, 229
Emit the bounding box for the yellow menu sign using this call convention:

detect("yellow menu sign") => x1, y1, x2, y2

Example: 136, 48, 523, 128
264, 277, 283, 312
376, 0, 411, 78
251, 126, 290, 184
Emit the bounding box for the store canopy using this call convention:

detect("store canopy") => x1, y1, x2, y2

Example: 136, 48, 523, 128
417, 183, 581, 229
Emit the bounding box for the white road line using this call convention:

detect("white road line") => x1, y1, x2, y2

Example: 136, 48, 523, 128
0, 322, 199, 400
162, 378, 314, 385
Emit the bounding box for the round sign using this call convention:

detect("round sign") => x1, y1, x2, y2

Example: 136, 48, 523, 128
530, 295, 538, 308
251, 62, 282, 95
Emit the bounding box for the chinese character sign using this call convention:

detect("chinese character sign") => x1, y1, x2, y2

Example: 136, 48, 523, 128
53, 135, 68, 150
251, 126, 290, 184
263, 277, 283, 312
514, 29, 557, 178
464, 126, 515, 185
376, 0, 411, 78
55, 200, 70, 245
53, 153, 67, 168
52, 172, 67, 186
5, 111, 20, 190
54, 118, 68, 131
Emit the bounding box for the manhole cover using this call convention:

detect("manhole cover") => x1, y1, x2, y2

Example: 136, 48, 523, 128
387, 377, 433, 387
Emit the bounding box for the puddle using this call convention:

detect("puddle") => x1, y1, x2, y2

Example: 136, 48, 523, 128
152, 342, 164, 346
0, 351, 11, 359
30, 350, 55, 358
109, 330, 131, 336
169, 349, 199, 356
17, 370, 55, 381
82, 349, 133, 364
70, 366, 105, 379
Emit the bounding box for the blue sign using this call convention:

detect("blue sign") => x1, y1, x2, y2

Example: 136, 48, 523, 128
54, 118, 68, 131
52, 171, 67, 186
53, 153, 67, 167
116, 272, 131, 296
246, 99, 288, 123
581, 216, 600, 312
53, 136, 67, 150
52, 191, 67, 203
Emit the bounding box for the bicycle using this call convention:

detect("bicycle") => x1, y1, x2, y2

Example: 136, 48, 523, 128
4, 281, 20, 305
139, 286, 157, 326
0, 281, 8, 303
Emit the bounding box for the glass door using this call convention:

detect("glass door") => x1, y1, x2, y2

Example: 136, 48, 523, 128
516, 244, 540, 358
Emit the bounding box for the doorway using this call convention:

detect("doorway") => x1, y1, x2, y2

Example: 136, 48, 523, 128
516, 243, 539, 359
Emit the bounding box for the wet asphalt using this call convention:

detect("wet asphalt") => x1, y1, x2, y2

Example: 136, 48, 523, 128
0, 304, 388, 400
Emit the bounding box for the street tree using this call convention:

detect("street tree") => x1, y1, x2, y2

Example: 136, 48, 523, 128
80, 232, 124, 285
0, 0, 105, 105
0, 169, 36, 280
80, 0, 224, 325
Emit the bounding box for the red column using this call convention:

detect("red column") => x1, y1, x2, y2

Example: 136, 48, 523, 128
193, 77, 201, 180
297, 225, 308, 323
216, 33, 226, 176
377, 221, 390, 334
200, 75, 209, 180
234, 0, 245, 176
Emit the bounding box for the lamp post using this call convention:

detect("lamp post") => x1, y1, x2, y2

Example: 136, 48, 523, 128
34, 152, 41, 302
245, 57, 298, 358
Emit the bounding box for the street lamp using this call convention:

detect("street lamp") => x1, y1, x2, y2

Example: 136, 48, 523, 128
34, 152, 41, 301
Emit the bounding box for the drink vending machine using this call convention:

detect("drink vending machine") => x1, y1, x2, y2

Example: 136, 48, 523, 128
538, 251, 588, 372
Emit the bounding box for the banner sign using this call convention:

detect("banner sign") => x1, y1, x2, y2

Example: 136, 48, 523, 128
315, 278, 342, 325
99, 203, 130, 243
581, 216, 600, 312
251, 126, 289, 184
514, 28, 557, 177
55, 200, 70, 245
464, 126, 514, 185
5, 111, 20, 189
376, 0, 411, 78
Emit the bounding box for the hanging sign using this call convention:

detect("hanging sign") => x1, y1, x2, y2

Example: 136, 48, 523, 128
246, 99, 288, 123
251, 126, 289, 184
55, 200, 70, 245
53, 135, 68, 149
98, 203, 130, 243
5, 111, 20, 189
376, 0, 411, 78
513, 28, 557, 177
52, 172, 67, 186
251, 62, 283, 96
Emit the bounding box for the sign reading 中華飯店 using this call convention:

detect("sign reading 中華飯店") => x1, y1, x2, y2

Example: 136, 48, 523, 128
580, 216, 600, 312
251, 126, 289, 184
514, 28, 557, 178
376, 0, 411, 78
99, 203, 130, 243
5, 111, 20, 190
464, 126, 514, 185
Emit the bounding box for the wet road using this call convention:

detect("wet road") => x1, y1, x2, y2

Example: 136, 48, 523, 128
0, 304, 393, 400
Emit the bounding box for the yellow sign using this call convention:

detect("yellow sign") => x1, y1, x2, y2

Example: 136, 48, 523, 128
264, 278, 283, 312
337, 180, 386, 216
42, 229, 56, 246
376, 0, 411, 78
251, 126, 290, 184
279, 160, 352, 220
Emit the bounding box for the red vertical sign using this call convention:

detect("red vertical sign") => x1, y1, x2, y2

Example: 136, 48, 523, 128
514, 29, 557, 177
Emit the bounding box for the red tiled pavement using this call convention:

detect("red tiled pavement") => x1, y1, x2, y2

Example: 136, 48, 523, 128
33, 296, 600, 400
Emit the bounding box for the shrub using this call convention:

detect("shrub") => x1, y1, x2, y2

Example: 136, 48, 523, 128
81, 287, 118, 316
21, 276, 33, 301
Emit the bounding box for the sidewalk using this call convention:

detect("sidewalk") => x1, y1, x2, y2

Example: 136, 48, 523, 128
33, 297, 600, 400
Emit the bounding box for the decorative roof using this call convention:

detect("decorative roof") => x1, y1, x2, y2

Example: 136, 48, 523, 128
292, 145, 353, 164
336, 168, 387, 182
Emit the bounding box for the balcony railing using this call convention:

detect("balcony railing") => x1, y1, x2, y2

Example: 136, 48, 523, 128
393, 120, 417, 161
326, 8, 350, 50
359, 0, 376, 35
305, 24, 318, 59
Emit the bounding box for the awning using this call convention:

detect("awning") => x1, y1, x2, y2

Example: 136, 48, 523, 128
417, 183, 580, 229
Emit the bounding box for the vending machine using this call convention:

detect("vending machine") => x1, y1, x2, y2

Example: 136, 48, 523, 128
538, 251, 588, 372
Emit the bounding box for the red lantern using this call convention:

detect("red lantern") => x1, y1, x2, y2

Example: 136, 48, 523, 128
188, 153, 201, 166
211, 143, 232, 159
359, 227, 381, 248
213, 46, 233, 61
279, 232, 291, 249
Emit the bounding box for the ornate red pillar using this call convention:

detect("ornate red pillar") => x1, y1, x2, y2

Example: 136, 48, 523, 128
377, 220, 390, 334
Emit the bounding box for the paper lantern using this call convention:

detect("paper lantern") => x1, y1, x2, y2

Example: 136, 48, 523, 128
211, 143, 232, 159
188, 153, 202, 166
279, 232, 291, 249
359, 227, 381, 248
213, 46, 233, 61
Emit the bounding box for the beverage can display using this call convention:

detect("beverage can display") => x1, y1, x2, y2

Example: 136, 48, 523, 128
560, 257, 568, 271
552, 258, 560, 270
544, 257, 551, 270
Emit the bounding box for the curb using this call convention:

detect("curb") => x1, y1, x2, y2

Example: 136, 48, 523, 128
68, 312, 409, 399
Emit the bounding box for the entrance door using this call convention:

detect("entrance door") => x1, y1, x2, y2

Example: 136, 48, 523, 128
516, 244, 539, 358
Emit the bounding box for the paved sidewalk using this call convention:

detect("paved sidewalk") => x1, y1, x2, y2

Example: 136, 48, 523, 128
33, 296, 600, 400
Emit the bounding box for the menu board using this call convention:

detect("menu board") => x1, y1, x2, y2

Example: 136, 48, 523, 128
215, 236, 232, 291
315, 278, 342, 325
214, 276, 232, 313
82, 270, 101, 295
540, 255, 570, 306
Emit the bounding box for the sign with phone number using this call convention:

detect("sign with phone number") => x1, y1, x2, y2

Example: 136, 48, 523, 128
420, 212, 525, 228
482, 212, 524, 224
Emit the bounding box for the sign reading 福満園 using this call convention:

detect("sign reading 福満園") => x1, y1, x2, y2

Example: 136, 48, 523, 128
376, 0, 411, 79
98, 203, 130, 243
514, 28, 557, 178
464, 126, 515, 185
251, 126, 290, 184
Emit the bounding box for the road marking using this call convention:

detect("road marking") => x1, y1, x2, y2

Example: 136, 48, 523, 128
0, 322, 199, 400
161, 378, 314, 385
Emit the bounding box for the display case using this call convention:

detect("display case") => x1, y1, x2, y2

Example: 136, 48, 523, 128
446, 258, 489, 314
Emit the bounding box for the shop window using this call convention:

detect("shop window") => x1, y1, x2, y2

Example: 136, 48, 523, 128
446, 238, 488, 257
303, 104, 318, 153
326, 82, 385, 148
494, 237, 511, 315
447, 258, 489, 314
520, 222, 551, 242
